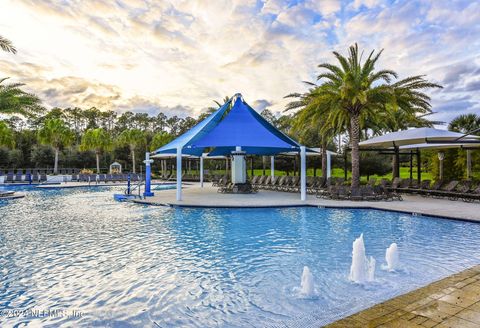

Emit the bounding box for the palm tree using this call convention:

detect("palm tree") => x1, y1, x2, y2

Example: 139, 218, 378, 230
118, 129, 146, 173
448, 114, 480, 179
80, 128, 112, 173
448, 114, 480, 134
312, 43, 440, 187
285, 82, 339, 178
0, 121, 15, 148
0, 35, 16, 54
150, 131, 174, 152
37, 119, 74, 174
0, 78, 42, 116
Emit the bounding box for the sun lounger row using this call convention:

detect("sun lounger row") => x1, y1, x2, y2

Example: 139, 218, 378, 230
317, 185, 402, 201
0, 168, 81, 176
375, 178, 480, 201
3, 173, 47, 183
71, 174, 144, 183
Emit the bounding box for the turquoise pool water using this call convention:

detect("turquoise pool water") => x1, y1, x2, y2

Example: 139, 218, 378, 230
1, 186, 480, 327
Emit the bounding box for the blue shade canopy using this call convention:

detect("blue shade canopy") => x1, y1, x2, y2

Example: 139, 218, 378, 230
189, 96, 299, 150
152, 99, 232, 156
153, 94, 302, 157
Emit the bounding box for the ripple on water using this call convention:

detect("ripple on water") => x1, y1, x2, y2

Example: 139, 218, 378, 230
1, 187, 480, 327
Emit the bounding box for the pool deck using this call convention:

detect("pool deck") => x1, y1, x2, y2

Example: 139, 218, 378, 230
325, 265, 480, 328
133, 183, 480, 222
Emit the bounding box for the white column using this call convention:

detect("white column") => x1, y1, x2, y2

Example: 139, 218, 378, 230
200, 156, 204, 188
326, 151, 332, 178
270, 156, 274, 177
176, 147, 182, 201
300, 146, 306, 201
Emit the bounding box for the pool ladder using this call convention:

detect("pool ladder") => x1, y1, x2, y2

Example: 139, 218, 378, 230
126, 180, 145, 199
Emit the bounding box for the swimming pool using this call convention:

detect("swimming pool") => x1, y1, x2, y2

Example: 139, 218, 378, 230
1, 186, 479, 327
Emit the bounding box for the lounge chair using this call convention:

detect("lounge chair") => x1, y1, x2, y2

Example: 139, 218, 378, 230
274, 176, 288, 191
328, 185, 349, 200
419, 180, 443, 197
5, 173, 14, 183
429, 180, 459, 198
350, 187, 363, 201
97, 174, 107, 183
14, 172, 23, 183
389, 177, 402, 192
250, 175, 260, 185
460, 185, 480, 202
31, 172, 39, 183
39, 174, 47, 182
264, 176, 279, 190
285, 176, 300, 192
306, 177, 320, 194
88, 174, 97, 183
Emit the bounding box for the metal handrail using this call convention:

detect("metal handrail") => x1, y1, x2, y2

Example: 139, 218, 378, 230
126, 179, 145, 198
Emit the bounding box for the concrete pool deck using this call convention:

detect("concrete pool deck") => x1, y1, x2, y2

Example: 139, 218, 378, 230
133, 183, 480, 222
325, 265, 480, 328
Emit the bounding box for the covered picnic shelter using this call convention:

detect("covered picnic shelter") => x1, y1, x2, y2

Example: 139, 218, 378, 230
150, 94, 313, 201
359, 127, 480, 181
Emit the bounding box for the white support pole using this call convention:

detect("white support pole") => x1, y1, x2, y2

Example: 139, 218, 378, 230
270, 156, 274, 177
300, 146, 306, 201
176, 147, 182, 201
326, 151, 332, 178
200, 156, 204, 188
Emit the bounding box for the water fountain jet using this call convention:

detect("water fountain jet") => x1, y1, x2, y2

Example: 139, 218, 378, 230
300, 266, 315, 297
349, 234, 376, 283
385, 243, 400, 271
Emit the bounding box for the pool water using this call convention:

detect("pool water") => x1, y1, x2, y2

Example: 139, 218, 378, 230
1, 186, 480, 327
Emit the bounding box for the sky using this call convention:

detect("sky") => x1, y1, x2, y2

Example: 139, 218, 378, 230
0, 0, 479, 124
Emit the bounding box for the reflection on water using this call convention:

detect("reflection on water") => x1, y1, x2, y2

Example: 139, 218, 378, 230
1, 186, 480, 327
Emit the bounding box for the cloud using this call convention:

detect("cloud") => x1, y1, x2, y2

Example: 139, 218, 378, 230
0, 0, 478, 127
253, 99, 273, 112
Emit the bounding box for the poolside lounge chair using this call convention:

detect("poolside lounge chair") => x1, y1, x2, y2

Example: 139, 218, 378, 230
5, 173, 14, 183
328, 185, 349, 200
250, 175, 260, 185
97, 174, 107, 183
460, 185, 480, 202
14, 172, 23, 183
419, 180, 443, 197
264, 176, 279, 190
389, 177, 402, 192
31, 172, 39, 183
284, 176, 300, 192
259, 176, 271, 189
39, 174, 47, 182
429, 180, 459, 198
306, 177, 320, 194
274, 176, 288, 191
380, 185, 402, 201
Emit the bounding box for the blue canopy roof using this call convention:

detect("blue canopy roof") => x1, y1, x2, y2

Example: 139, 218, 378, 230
152, 99, 232, 156
153, 94, 302, 156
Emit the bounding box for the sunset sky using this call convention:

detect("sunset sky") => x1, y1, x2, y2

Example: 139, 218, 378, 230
0, 0, 479, 123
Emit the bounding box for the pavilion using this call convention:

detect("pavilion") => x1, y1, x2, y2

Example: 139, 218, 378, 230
359, 127, 480, 181
147, 94, 316, 201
